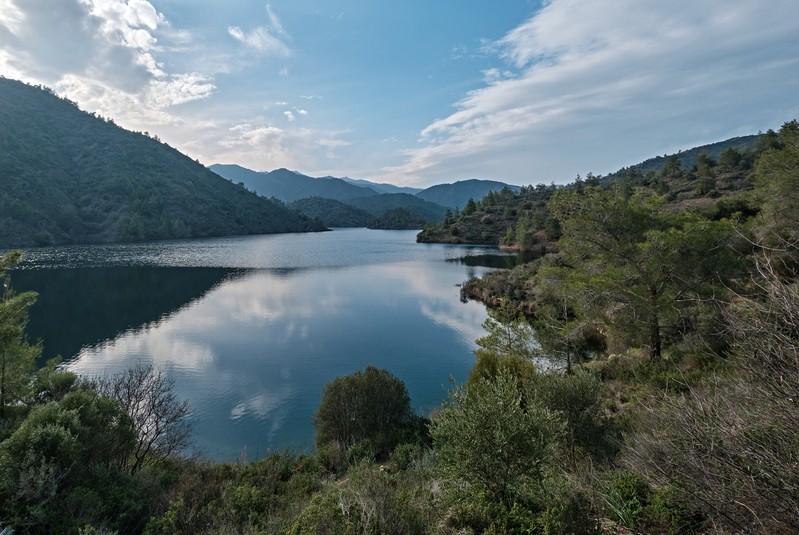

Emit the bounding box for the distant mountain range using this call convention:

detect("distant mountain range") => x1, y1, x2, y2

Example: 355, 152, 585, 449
338, 177, 421, 195
0, 78, 325, 247
209, 165, 378, 203
210, 164, 521, 228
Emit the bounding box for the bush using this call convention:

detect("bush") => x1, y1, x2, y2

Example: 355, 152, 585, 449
313, 366, 415, 455
430, 373, 562, 510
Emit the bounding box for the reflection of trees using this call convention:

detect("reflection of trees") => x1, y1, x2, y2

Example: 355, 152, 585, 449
12, 266, 240, 361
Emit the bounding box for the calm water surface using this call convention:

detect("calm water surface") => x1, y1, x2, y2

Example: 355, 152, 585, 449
13, 229, 515, 460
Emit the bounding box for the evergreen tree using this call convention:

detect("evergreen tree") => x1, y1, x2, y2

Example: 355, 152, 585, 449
549, 187, 739, 359
0, 251, 40, 417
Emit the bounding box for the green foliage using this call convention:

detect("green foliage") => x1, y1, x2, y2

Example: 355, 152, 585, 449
289, 196, 370, 227
418, 184, 556, 248
549, 187, 741, 359
754, 119, 799, 243
286, 490, 359, 535
475, 298, 537, 359
348, 193, 447, 222
314, 366, 416, 454
0, 390, 144, 533
468, 351, 538, 391
0, 251, 40, 418
623, 280, 799, 534
431, 373, 562, 509
533, 370, 618, 462
367, 207, 429, 230
0, 78, 325, 247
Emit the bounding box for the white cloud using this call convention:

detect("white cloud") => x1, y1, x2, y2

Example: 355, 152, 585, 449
0, 0, 221, 152
384, 0, 799, 186
148, 73, 217, 107
228, 4, 292, 58
283, 110, 295, 122
211, 121, 351, 171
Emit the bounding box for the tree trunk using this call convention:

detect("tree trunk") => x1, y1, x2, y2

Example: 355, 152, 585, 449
648, 287, 662, 359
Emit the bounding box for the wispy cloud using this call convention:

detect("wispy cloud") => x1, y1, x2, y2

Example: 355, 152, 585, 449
212, 121, 351, 171
228, 4, 292, 58
384, 0, 799, 186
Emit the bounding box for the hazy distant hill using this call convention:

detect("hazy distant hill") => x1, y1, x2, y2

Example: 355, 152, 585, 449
213, 164, 450, 227
416, 179, 521, 209
0, 78, 325, 247
339, 177, 422, 195
210, 164, 377, 202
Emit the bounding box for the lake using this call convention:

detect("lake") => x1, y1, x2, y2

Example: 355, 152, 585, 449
11, 228, 518, 461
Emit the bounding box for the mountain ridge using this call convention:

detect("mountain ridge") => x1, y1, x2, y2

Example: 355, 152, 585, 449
0, 78, 325, 247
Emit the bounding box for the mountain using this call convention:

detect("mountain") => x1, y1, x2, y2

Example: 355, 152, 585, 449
416, 179, 521, 209
288, 197, 371, 227
210, 164, 378, 202
338, 176, 422, 195
212, 164, 450, 227
0, 78, 325, 247
347, 193, 448, 222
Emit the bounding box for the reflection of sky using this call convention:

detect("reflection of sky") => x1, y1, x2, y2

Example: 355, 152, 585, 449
65, 230, 495, 461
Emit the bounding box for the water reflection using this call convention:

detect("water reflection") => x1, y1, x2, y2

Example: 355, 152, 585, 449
64, 261, 490, 460
13, 230, 514, 461
11, 266, 238, 362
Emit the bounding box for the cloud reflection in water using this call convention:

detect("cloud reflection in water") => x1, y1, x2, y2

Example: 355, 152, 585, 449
67, 253, 492, 461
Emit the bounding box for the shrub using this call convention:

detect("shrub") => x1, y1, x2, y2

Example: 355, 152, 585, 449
313, 366, 415, 455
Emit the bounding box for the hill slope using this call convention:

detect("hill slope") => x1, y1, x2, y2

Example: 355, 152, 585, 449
288, 197, 371, 227
210, 164, 377, 202
347, 193, 448, 222
0, 78, 325, 247
418, 131, 769, 248
416, 179, 521, 209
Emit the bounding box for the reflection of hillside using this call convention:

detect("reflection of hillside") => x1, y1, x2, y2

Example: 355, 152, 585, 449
447, 252, 536, 269
12, 266, 241, 362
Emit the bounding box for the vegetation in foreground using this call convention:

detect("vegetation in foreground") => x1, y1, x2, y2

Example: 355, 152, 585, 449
0, 121, 798, 533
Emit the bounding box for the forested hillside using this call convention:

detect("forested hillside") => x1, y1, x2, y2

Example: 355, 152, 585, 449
416, 179, 521, 210
0, 78, 325, 247
288, 197, 371, 227
348, 193, 448, 222
419, 130, 769, 251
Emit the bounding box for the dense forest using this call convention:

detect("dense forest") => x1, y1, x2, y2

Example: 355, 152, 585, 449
0, 78, 326, 247
1, 120, 798, 534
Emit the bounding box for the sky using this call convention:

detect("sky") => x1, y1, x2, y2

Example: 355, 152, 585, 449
1, 1, 798, 188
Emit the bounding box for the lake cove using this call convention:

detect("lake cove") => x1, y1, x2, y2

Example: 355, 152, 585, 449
14, 228, 515, 460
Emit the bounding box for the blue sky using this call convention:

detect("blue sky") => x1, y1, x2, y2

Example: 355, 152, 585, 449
1, 1, 798, 187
